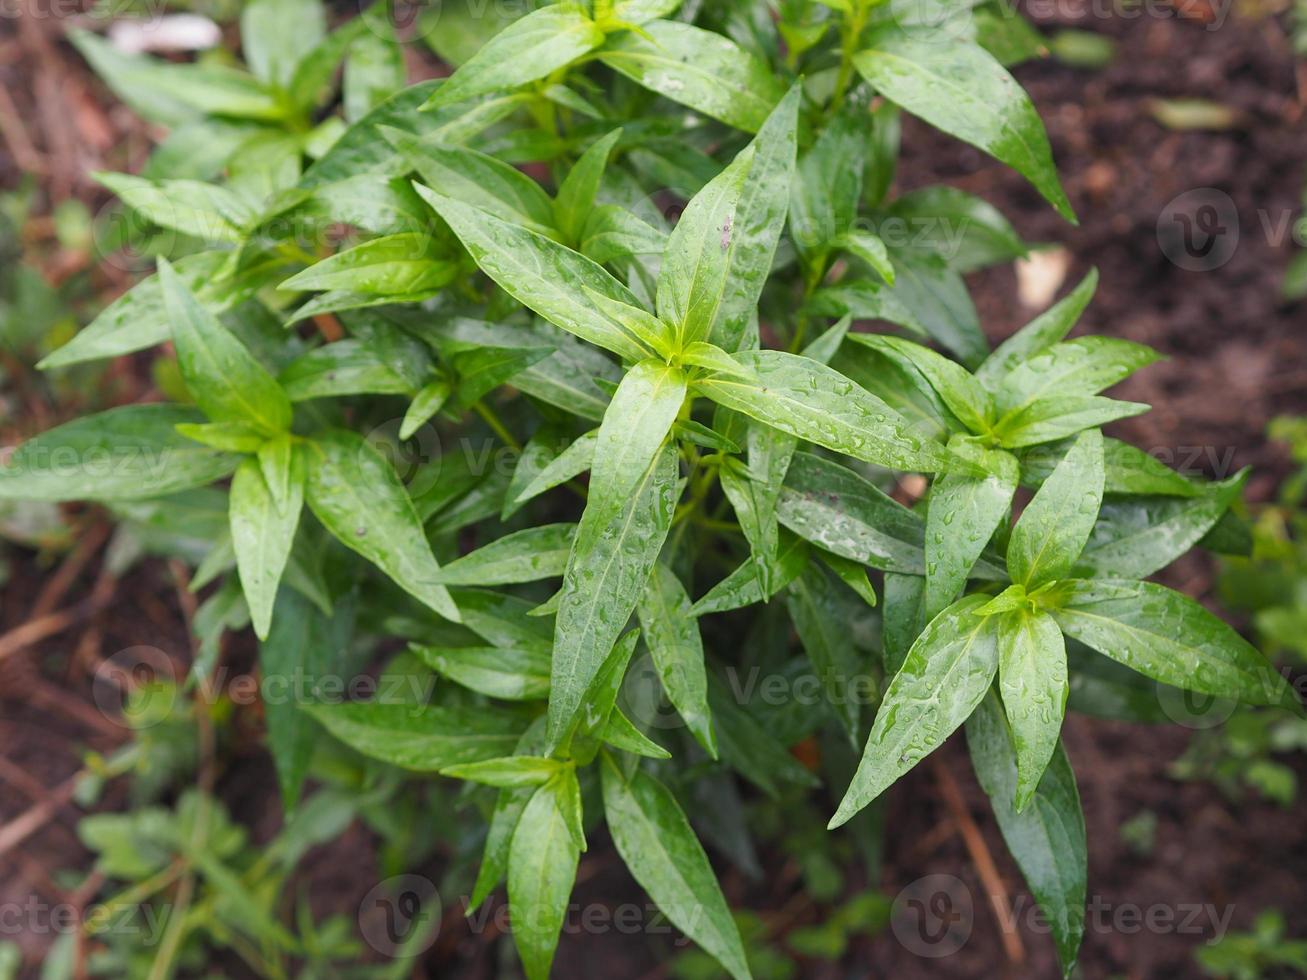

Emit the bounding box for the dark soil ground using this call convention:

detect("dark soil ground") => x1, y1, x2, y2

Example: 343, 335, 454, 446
2, 1, 1306, 978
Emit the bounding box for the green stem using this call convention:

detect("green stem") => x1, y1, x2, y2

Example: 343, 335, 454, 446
473, 400, 522, 453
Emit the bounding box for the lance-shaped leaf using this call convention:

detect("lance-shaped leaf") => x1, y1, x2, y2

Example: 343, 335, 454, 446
967, 692, 1086, 976
1074, 471, 1246, 579
384, 128, 557, 234
260, 590, 354, 808
881, 185, 1026, 274
508, 775, 582, 980
161, 259, 292, 435
230, 457, 302, 641
924, 438, 1018, 620
977, 269, 1099, 389
691, 531, 809, 616
303, 429, 459, 621
853, 33, 1074, 221
554, 128, 623, 244
996, 610, 1068, 811
697, 350, 948, 472
994, 337, 1161, 417
882, 571, 927, 676
547, 362, 686, 749
994, 394, 1148, 449
0, 405, 238, 501
510, 429, 598, 509
1007, 428, 1103, 589
1050, 579, 1294, 707
241, 0, 324, 87
305, 700, 522, 770
415, 186, 653, 363
424, 4, 604, 110
433, 524, 576, 585
280, 233, 456, 296
1018, 435, 1199, 498
413, 644, 551, 701
636, 561, 716, 757
598, 19, 784, 133
95, 172, 253, 242
831, 595, 1001, 828
657, 87, 798, 350
600, 754, 752, 980
442, 756, 566, 788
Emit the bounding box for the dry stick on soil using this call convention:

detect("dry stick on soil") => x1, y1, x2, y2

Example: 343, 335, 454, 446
931, 755, 1027, 966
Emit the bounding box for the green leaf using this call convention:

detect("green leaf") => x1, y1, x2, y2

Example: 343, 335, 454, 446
878, 250, 988, 367
697, 350, 948, 472
847, 334, 993, 434
636, 562, 716, 757
510, 429, 598, 510
599, 19, 784, 132
994, 337, 1161, 418
882, 571, 927, 676
230, 457, 302, 641
657, 86, 799, 351
469, 719, 547, 910
967, 692, 1085, 975
1050, 579, 1293, 707
303, 429, 459, 621
579, 203, 668, 264
854, 33, 1074, 221
601, 708, 671, 759
260, 590, 353, 808
508, 775, 582, 980
976, 269, 1098, 389
790, 99, 867, 269
0, 405, 238, 502
600, 754, 752, 980
426, 4, 605, 109
281, 233, 456, 296
401, 379, 452, 440
830, 594, 1001, 828
691, 531, 809, 616
415, 186, 654, 362
434, 524, 576, 585
547, 361, 685, 748
413, 644, 551, 701
441, 756, 566, 788
386, 128, 557, 235
1074, 472, 1246, 579
161, 259, 292, 435
787, 563, 867, 738
278, 341, 423, 401
241, 0, 325, 88
996, 610, 1068, 811
836, 230, 896, 284
554, 128, 623, 244
95, 172, 252, 242
993, 394, 1148, 449
305, 700, 522, 770
1006, 428, 1103, 588
68, 28, 200, 125
924, 438, 1018, 619
38, 252, 249, 369
1018, 435, 1199, 498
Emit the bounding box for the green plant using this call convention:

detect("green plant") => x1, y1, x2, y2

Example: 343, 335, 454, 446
1196, 909, 1307, 980
3, 1, 1295, 976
